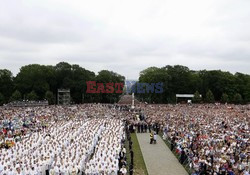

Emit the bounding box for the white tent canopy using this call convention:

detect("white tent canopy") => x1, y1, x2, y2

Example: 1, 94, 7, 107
176, 94, 195, 98
176, 94, 202, 103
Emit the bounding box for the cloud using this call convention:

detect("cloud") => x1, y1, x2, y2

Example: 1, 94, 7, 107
0, 0, 250, 79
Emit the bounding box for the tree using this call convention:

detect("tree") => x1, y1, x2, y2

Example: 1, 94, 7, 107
45, 91, 55, 105
0, 63, 249, 104
234, 73, 250, 103
243, 82, 250, 103
139, 67, 170, 103
55, 62, 72, 89
0, 93, 4, 105
14, 62, 97, 104
193, 91, 202, 103
10, 90, 22, 101
95, 70, 125, 103
54, 62, 96, 103
205, 90, 215, 103
27, 91, 38, 101
70, 64, 95, 103
221, 93, 229, 103
0, 69, 14, 103
14, 64, 52, 99
164, 65, 192, 102
233, 93, 243, 104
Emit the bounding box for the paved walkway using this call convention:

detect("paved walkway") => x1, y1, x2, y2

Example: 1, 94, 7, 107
136, 133, 188, 175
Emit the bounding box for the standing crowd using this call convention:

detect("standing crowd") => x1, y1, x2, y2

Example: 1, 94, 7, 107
0, 103, 249, 175
133, 104, 249, 175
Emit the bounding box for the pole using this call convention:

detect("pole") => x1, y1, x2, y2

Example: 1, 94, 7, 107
132, 93, 135, 109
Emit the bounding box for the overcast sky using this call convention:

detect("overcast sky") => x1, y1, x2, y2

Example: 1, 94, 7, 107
0, 0, 250, 79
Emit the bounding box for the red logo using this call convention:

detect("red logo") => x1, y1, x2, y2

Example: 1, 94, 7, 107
86, 81, 124, 93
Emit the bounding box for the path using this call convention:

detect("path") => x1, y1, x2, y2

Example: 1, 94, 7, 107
136, 133, 188, 175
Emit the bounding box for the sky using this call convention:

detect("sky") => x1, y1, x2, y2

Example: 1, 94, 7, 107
0, 0, 250, 79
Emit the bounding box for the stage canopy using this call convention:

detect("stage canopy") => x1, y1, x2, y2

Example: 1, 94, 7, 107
176, 94, 195, 98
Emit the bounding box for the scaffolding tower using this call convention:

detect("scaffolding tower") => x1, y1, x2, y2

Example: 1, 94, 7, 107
57, 89, 71, 105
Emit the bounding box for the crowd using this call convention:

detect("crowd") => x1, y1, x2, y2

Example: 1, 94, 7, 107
85, 119, 125, 174
0, 104, 129, 175
136, 104, 249, 175
0, 103, 249, 175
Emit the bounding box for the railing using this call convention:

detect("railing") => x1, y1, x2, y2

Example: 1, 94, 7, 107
160, 132, 194, 175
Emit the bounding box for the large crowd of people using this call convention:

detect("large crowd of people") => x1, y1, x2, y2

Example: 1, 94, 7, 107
0, 103, 249, 175
130, 104, 249, 175
0, 105, 129, 175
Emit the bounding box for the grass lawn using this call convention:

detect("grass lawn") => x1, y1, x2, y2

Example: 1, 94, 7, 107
125, 134, 131, 171
131, 133, 149, 175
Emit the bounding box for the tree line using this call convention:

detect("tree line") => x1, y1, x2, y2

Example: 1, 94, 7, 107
0, 63, 250, 105
0, 62, 125, 105
136, 65, 250, 104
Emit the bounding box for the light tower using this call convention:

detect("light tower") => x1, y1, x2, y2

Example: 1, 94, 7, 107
57, 89, 71, 105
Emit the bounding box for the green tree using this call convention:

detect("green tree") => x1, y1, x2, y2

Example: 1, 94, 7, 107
14, 64, 52, 99
45, 91, 55, 105
221, 93, 229, 103
70, 64, 95, 103
27, 91, 38, 101
0, 63, 249, 104
138, 67, 170, 103
198, 70, 237, 101
14, 62, 97, 104
243, 82, 250, 103
95, 70, 125, 103
205, 90, 215, 103
233, 93, 243, 104
0, 93, 4, 105
10, 90, 22, 101
0, 69, 14, 103
55, 62, 96, 103
193, 91, 202, 103
234, 73, 250, 103
55, 62, 72, 89
165, 65, 193, 102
